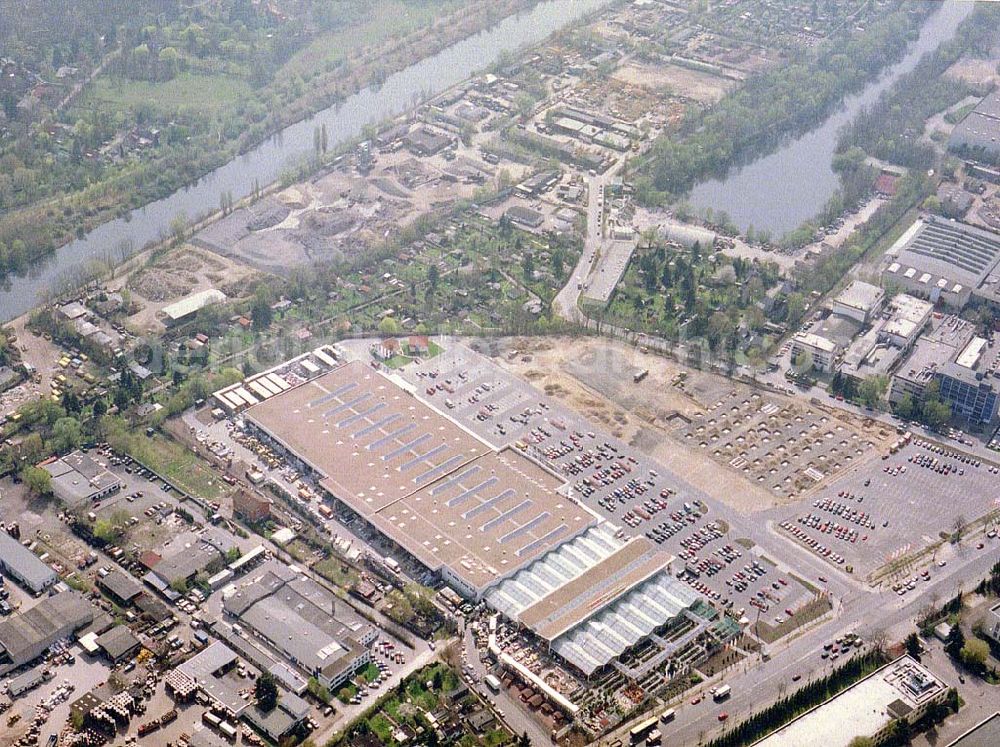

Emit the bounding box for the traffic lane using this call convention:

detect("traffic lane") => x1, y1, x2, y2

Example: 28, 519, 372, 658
654, 549, 1000, 746
461, 626, 551, 746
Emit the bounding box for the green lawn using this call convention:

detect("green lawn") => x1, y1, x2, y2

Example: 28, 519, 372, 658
107, 421, 222, 501
80, 73, 252, 115
369, 713, 394, 743
282, 0, 463, 76
314, 558, 359, 589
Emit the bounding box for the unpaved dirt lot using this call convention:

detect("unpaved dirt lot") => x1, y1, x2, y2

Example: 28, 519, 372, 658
125, 246, 258, 333
945, 55, 1000, 88
613, 61, 733, 103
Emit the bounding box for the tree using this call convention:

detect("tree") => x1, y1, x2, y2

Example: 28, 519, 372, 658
792, 348, 814, 373
21, 465, 53, 498
384, 590, 413, 624
887, 720, 911, 745
378, 316, 400, 336
522, 251, 535, 281
255, 672, 279, 712
858, 376, 888, 409
960, 638, 989, 670
952, 514, 967, 544
61, 390, 82, 415
904, 632, 921, 661
427, 264, 439, 294
170, 213, 188, 247
894, 392, 914, 420
307, 677, 331, 704
944, 625, 965, 658
51, 416, 83, 453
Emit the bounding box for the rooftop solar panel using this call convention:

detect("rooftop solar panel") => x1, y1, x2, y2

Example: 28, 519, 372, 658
337, 402, 386, 429
445, 477, 499, 508
430, 466, 481, 496
323, 392, 371, 419
366, 423, 417, 451
353, 413, 402, 439
480, 498, 533, 533
382, 433, 432, 462
516, 525, 568, 557
414, 455, 469, 486
308, 381, 356, 408
462, 488, 517, 520
498, 512, 551, 544
399, 443, 449, 472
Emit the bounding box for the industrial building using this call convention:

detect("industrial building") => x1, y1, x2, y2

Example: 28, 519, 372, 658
222, 561, 374, 691
0, 531, 57, 595
0, 591, 94, 674
243, 691, 311, 744
94, 625, 142, 664
883, 217, 1000, 308
935, 335, 1000, 425
141, 526, 237, 600
97, 568, 144, 607
244, 360, 597, 600
160, 288, 227, 326
40, 450, 122, 508
167, 640, 248, 718
889, 315, 976, 405
485, 528, 702, 678
752, 656, 948, 747
832, 280, 885, 325
949, 91, 1000, 163
839, 294, 933, 384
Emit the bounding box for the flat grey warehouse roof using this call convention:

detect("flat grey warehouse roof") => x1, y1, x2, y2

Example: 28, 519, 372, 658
0, 530, 56, 593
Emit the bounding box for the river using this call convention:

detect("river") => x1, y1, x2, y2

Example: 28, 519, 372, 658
687, 0, 974, 238
0, 0, 612, 322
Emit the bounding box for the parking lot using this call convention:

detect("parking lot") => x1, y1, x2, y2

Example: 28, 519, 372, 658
401, 344, 815, 630
678, 389, 883, 500
769, 438, 1000, 578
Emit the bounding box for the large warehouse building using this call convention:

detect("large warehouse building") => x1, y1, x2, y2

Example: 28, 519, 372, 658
949, 91, 1000, 163
0, 530, 57, 595
245, 361, 597, 600
0, 591, 95, 674
242, 358, 715, 680
883, 217, 1000, 308
485, 527, 703, 677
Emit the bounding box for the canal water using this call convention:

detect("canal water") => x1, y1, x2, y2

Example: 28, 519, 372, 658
687, 0, 974, 238
0, 0, 612, 321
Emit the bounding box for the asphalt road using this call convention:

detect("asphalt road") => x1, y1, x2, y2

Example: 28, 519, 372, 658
461, 624, 552, 745
600, 546, 1000, 747
552, 158, 625, 323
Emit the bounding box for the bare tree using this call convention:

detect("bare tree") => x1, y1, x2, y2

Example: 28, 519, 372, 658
870, 628, 888, 655
953, 514, 967, 543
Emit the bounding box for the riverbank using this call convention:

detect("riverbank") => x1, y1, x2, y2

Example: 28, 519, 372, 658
0, 0, 541, 285
0, 0, 613, 322
644, 1, 972, 238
